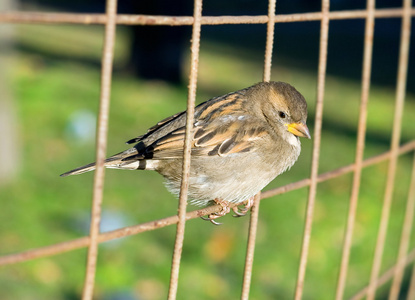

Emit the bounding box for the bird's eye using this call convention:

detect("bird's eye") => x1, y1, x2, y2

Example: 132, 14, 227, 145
278, 111, 286, 118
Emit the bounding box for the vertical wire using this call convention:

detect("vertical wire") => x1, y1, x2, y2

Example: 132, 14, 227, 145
167, 0, 203, 299
241, 193, 262, 300
294, 0, 329, 299
408, 259, 415, 300
349, 248, 415, 300
263, 0, 276, 83
388, 3, 413, 299
389, 153, 415, 300
335, 0, 375, 299
366, 0, 412, 298
81, 0, 117, 299
241, 1, 276, 299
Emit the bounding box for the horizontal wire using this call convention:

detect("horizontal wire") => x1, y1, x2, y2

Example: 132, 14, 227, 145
0, 141, 413, 267
0, 8, 414, 25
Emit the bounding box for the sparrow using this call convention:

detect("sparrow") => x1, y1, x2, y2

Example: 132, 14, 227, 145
61, 81, 310, 224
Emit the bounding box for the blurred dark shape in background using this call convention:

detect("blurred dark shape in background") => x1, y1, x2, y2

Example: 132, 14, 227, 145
20, 0, 193, 84
18, 0, 414, 91
125, 0, 192, 84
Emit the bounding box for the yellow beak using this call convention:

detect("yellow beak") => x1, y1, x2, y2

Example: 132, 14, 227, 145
286, 122, 311, 139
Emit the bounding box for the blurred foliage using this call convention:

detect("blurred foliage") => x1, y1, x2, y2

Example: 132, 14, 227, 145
0, 19, 414, 300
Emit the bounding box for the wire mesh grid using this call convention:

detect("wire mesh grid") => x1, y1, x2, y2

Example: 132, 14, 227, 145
0, 0, 414, 299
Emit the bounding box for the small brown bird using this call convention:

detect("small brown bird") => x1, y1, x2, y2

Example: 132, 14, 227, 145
61, 81, 310, 224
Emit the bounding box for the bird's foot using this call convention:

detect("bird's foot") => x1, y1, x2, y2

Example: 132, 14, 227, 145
232, 196, 255, 217
201, 198, 231, 225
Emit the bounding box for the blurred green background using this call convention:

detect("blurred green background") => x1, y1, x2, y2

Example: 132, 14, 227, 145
1, 2, 415, 300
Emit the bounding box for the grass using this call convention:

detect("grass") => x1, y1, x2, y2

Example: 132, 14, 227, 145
0, 22, 414, 300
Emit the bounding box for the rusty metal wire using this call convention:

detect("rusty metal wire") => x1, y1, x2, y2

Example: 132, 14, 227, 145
81, 0, 117, 298
167, 0, 203, 299
389, 152, 415, 299
1, 8, 415, 25
335, 0, 375, 299
241, 2, 277, 298
409, 256, 415, 299
263, 0, 276, 83
294, 0, 329, 299
1, 1, 414, 299
367, 0, 413, 298
350, 247, 415, 300
241, 193, 262, 300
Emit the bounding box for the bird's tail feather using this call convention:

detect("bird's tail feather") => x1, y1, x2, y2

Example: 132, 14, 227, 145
60, 147, 141, 177
60, 162, 97, 177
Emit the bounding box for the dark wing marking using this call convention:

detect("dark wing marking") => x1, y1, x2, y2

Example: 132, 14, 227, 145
126, 111, 185, 144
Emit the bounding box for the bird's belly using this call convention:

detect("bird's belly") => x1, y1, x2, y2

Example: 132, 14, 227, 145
162, 152, 298, 207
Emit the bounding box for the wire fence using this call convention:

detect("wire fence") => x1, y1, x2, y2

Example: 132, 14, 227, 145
0, 0, 414, 299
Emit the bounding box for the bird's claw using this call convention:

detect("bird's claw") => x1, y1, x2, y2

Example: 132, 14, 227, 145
201, 215, 223, 225
201, 197, 255, 223
232, 196, 255, 217
232, 206, 249, 217
201, 198, 231, 225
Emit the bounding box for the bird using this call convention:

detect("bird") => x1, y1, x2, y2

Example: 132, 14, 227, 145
61, 81, 310, 224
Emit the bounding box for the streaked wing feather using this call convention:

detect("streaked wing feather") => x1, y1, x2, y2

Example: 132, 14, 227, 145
128, 89, 267, 159
149, 118, 268, 159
